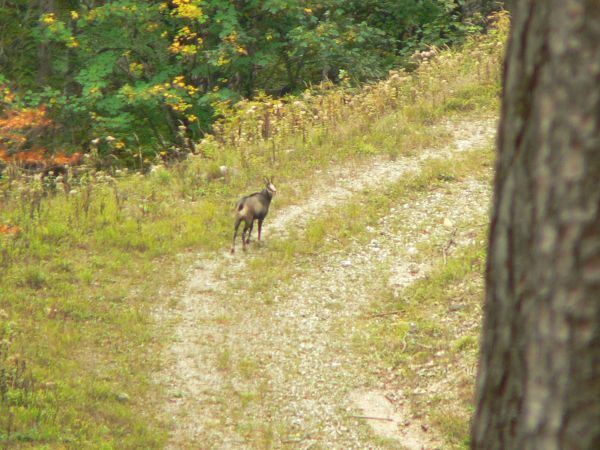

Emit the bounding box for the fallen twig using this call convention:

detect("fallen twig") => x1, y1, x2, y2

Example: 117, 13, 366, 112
281, 434, 312, 444
351, 415, 395, 422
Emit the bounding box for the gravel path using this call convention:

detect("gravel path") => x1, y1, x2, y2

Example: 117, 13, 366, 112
156, 118, 496, 449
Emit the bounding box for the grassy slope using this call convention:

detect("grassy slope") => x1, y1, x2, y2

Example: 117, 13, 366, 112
351, 178, 492, 449
0, 14, 507, 448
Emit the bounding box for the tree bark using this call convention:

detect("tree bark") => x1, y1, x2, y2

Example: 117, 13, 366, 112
37, 0, 56, 86
471, 1, 600, 449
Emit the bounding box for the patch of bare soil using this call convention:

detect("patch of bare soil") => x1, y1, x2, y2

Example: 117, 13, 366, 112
348, 390, 436, 450
155, 118, 496, 449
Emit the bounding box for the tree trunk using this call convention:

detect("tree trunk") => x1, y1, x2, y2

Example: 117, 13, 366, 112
37, 0, 56, 86
471, 1, 600, 449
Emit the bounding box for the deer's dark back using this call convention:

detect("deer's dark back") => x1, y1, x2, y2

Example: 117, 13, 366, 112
231, 177, 276, 253
236, 190, 272, 224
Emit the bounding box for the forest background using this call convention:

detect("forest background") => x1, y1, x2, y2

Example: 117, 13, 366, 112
1, 0, 501, 169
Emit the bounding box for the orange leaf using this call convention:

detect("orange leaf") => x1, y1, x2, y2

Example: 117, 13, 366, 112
0, 225, 21, 236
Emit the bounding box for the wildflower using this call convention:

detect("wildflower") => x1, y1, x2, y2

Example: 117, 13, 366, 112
67, 37, 79, 48
42, 13, 56, 25
71, 10, 79, 20
129, 62, 144, 75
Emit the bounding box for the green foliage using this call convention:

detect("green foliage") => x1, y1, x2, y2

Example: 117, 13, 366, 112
0, 1, 502, 163
345, 0, 479, 58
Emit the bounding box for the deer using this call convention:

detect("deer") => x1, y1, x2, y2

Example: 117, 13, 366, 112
231, 177, 277, 254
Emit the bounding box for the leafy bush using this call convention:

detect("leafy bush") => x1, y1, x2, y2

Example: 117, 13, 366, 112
0, 1, 504, 165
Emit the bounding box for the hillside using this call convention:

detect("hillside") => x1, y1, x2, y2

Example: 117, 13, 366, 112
0, 13, 507, 449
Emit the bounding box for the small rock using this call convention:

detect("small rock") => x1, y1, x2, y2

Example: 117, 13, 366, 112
443, 217, 454, 228
117, 393, 130, 403
409, 265, 420, 275
341, 260, 352, 267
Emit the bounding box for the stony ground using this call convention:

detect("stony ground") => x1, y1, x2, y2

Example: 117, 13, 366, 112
155, 118, 496, 449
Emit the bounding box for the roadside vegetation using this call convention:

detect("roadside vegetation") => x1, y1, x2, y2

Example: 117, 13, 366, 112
0, 12, 507, 448
1, 1, 502, 164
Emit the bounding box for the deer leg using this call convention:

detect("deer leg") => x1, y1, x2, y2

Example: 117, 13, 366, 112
246, 221, 254, 244
258, 219, 263, 242
242, 223, 250, 252
231, 218, 242, 254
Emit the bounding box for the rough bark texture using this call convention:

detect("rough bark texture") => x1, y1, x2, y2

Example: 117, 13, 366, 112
471, 1, 600, 449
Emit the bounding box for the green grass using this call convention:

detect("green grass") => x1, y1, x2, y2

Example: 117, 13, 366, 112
0, 24, 504, 448
197, 142, 494, 448
353, 236, 488, 449
244, 143, 494, 278
231, 145, 494, 449
229, 139, 494, 301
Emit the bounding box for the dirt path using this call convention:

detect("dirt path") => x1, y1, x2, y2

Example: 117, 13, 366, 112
156, 118, 496, 449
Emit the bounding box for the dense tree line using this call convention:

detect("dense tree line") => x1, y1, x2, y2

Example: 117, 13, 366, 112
0, 1, 502, 165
